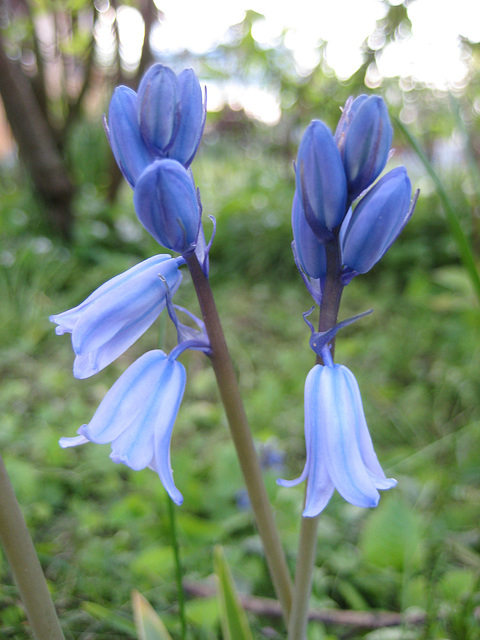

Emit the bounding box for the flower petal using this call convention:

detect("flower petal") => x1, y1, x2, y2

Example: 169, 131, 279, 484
321, 365, 380, 508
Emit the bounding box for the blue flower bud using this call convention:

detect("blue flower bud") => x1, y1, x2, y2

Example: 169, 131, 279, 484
341, 166, 413, 280
278, 363, 396, 517
295, 120, 347, 241
168, 68, 206, 167
60, 350, 187, 505
291, 192, 326, 279
335, 95, 393, 202
106, 86, 154, 188
134, 159, 201, 254
137, 64, 178, 156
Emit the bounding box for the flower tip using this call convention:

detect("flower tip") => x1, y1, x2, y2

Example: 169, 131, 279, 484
59, 434, 89, 448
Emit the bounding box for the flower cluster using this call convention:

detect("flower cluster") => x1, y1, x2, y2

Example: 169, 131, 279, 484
283, 95, 417, 516
51, 64, 211, 505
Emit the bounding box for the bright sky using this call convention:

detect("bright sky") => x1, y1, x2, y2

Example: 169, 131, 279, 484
105, 0, 480, 124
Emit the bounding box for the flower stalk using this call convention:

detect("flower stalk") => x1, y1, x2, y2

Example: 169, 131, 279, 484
0, 454, 65, 640
185, 252, 293, 623
287, 238, 343, 640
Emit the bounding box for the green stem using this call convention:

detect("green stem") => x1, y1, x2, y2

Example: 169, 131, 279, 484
0, 454, 65, 640
185, 253, 293, 623
166, 493, 187, 640
287, 239, 344, 640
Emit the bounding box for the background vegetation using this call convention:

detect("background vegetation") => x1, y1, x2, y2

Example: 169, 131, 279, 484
0, 1, 479, 638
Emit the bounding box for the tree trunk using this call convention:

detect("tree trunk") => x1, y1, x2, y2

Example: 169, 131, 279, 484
0, 31, 75, 241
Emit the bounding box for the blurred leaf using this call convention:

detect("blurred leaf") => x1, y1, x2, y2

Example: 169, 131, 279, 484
185, 596, 219, 631
132, 590, 174, 640
214, 546, 254, 640
82, 601, 136, 634
359, 496, 424, 572
395, 117, 480, 306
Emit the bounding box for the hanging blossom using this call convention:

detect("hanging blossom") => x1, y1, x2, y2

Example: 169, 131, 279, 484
52, 64, 212, 503
278, 350, 396, 517
284, 93, 417, 515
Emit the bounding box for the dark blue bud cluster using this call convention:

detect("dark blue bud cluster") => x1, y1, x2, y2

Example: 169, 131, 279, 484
292, 94, 416, 300
105, 64, 206, 256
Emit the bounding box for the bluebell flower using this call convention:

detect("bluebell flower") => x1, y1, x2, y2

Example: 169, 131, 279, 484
50, 255, 183, 379
105, 64, 205, 187
335, 95, 393, 203
341, 166, 414, 283
295, 120, 347, 241
278, 362, 396, 517
60, 350, 186, 505
134, 159, 201, 254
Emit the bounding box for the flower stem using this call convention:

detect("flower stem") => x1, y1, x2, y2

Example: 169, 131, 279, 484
0, 453, 65, 640
287, 238, 344, 640
185, 252, 293, 623
166, 493, 187, 640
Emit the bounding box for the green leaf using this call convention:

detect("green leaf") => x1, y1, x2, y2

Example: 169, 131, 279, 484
132, 590, 174, 640
82, 602, 136, 634
359, 496, 423, 572
213, 546, 254, 640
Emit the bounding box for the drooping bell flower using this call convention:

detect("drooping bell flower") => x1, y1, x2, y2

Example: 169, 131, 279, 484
295, 120, 348, 242
278, 361, 396, 517
60, 350, 186, 505
341, 166, 414, 284
105, 64, 206, 187
134, 159, 201, 254
335, 94, 393, 204
50, 255, 183, 378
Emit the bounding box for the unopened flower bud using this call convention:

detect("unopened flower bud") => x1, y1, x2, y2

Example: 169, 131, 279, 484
296, 120, 347, 241
335, 95, 393, 202
134, 159, 201, 254
168, 68, 206, 167
341, 166, 413, 280
107, 86, 154, 188
292, 192, 326, 279
138, 64, 178, 155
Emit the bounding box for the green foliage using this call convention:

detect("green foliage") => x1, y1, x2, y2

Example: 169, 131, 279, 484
214, 546, 254, 640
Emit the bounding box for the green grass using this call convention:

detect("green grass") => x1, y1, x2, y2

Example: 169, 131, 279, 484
0, 141, 479, 639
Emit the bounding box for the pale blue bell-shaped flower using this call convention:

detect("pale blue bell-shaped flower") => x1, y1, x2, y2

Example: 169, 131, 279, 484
295, 120, 348, 241
278, 362, 396, 517
341, 166, 413, 282
106, 86, 155, 188
60, 350, 186, 505
134, 159, 201, 254
50, 255, 182, 379
335, 95, 393, 203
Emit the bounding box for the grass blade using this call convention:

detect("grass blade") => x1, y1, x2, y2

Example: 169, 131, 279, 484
214, 546, 254, 640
